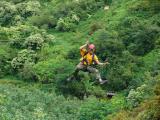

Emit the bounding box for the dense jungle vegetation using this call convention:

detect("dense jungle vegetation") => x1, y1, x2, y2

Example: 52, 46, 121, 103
0, 0, 160, 119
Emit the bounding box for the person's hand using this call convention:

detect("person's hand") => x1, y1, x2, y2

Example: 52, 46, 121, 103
104, 62, 110, 66
86, 40, 89, 45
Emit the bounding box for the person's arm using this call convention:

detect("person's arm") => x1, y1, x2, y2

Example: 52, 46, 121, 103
96, 61, 110, 66
94, 55, 110, 66
80, 41, 89, 49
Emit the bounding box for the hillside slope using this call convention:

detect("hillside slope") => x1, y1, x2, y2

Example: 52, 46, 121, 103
0, 0, 160, 119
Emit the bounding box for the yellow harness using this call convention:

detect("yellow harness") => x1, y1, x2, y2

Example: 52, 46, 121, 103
80, 49, 98, 65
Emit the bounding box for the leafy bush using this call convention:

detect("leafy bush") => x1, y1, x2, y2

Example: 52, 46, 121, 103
0, 1, 17, 26
128, 0, 160, 15
33, 58, 74, 83
127, 84, 152, 108
18, 61, 36, 81
127, 26, 159, 55
11, 49, 37, 71
0, 25, 54, 49
109, 78, 160, 120
30, 0, 106, 31
56, 17, 76, 32
121, 22, 159, 56
0, 46, 15, 78
78, 97, 109, 120
0, 1, 41, 26
94, 29, 124, 60
155, 37, 160, 49
78, 95, 125, 120
104, 0, 112, 5
16, 1, 41, 18
89, 22, 103, 35
24, 34, 44, 50
0, 83, 80, 120
0, 0, 160, 119
29, 14, 57, 29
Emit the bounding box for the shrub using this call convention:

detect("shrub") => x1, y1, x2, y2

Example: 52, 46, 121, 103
128, 0, 160, 15
33, 58, 74, 83
0, 25, 55, 49
16, 1, 41, 18
0, 1, 41, 26
106, 64, 133, 91
104, 0, 112, 5
18, 61, 36, 81
0, 83, 80, 120
78, 95, 125, 120
89, 22, 103, 35
44, 0, 106, 31
56, 17, 76, 32
122, 25, 159, 56
155, 37, 160, 49
0, 1, 17, 26
151, 59, 160, 77
94, 29, 124, 60
11, 49, 37, 71
0, 46, 15, 78
29, 14, 57, 29
127, 84, 152, 108
66, 46, 80, 61
24, 34, 44, 50
78, 97, 109, 120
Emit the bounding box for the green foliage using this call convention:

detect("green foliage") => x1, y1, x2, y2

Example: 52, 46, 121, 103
0, 0, 160, 119
0, 25, 52, 49
16, 1, 41, 18
56, 17, 76, 32
58, 73, 106, 99
0, 80, 124, 120
0, 48, 9, 78
29, 14, 57, 29
128, 0, 160, 15
0, 1, 17, 26
18, 61, 36, 81
27, 0, 107, 31
33, 58, 74, 83
151, 58, 160, 77
0, 45, 16, 78
11, 49, 37, 71
127, 26, 159, 55
78, 97, 109, 120
155, 37, 160, 49
0, 82, 81, 120
127, 84, 152, 107
78, 95, 126, 120
24, 34, 44, 50
0, 1, 41, 26
104, 0, 112, 5
108, 76, 160, 120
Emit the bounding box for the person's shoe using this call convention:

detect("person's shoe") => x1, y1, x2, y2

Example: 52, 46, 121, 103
67, 77, 71, 82
99, 80, 108, 85
67, 75, 74, 82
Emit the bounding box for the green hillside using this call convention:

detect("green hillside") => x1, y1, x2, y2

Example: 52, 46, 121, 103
0, 0, 160, 119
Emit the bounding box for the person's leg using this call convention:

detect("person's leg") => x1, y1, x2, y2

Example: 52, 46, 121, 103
87, 66, 101, 80
87, 66, 107, 84
73, 62, 85, 77
67, 63, 86, 81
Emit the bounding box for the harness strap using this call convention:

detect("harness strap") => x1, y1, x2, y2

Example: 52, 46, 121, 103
92, 53, 95, 64
82, 52, 95, 65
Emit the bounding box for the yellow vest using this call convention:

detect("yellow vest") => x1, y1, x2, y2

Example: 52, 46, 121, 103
80, 48, 99, 65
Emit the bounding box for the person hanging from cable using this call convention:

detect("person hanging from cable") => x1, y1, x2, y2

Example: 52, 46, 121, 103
67, 40, 109, 84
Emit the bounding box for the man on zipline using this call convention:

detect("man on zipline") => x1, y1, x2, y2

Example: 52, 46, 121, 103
67, 41, 109, 84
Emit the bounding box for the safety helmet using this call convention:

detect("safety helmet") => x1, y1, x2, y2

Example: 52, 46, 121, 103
88, 44, 95, 50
